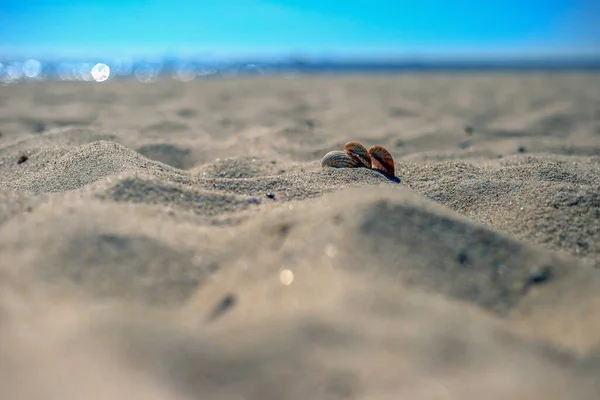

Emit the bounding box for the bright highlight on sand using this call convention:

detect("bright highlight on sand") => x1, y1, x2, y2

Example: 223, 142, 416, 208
279, 270, 294, 285
91, 63, 110, 82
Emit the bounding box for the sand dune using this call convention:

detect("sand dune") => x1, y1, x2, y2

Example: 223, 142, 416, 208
1, 74, 600, 399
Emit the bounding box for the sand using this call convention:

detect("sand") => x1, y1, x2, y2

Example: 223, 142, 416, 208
1, 73, 600, 399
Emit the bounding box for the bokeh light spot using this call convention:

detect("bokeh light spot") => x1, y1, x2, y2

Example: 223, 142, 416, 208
173, 63, 196, 82
134, 64, 159, 83
279, 269, 294, 286
91, 63, 110, 82
22, 59, 42, 78
325, 244, 338, 257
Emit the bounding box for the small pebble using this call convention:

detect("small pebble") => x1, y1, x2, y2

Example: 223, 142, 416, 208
457, 251, 469, 265
266, 193, 276, 200
17, 155, 28, 164
529, 266, 552, 285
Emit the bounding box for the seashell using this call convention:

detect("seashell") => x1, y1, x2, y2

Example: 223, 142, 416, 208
320, 142, 399, 183
344, 141, 371, 169
321, 150, 363, 168
368, 145, 395, 177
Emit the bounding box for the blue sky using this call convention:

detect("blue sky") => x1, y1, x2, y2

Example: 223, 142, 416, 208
1, 0, 599, 58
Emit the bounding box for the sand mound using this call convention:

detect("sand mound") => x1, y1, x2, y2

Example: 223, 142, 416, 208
402, 155, 600, 265
0, 128, 121, 182
487, 155, 599, 184
193, 167, 398, 202
45, 231, 205, 305
425, 178, 600, 263
197, 186, 598, 315
105, 175, 255, 216
0, 195, 221, 306
5, 140, 189, 193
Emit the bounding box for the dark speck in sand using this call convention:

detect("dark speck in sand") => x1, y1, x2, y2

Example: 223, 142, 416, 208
528, 266, 553, 285
206, 293, 237, 322
266, 193, 276, 200
247, 196, 262, 205
304, 119, 316, 129
177, 108, 196, 118
518, 146, 527, 153
17, 154, 29, 164
457, 251, 469, 266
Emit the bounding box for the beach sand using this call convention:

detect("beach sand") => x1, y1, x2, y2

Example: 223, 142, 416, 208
1, 73, 600, 399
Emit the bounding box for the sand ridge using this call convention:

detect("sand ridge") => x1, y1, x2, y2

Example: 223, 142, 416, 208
1, 74, 600, 399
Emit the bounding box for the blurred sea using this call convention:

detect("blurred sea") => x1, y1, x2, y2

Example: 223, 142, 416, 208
1, 54, 600, 84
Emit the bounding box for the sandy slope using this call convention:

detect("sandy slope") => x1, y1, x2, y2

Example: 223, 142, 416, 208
1, 74, 600, 399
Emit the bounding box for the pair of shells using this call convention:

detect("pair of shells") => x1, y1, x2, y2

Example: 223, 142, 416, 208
321, 141, 395, 178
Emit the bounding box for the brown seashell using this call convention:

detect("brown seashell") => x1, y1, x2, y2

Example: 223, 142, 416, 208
368, 145, 395, 177
343, 141, 371, 169
321, 150, 363, 168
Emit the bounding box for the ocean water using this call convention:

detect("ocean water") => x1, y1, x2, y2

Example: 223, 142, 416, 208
1, 55, 600, 83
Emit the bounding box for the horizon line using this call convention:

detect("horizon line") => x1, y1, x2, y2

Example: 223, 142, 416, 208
2, 45, 600, 62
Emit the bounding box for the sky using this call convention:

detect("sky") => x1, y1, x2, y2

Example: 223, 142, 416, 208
0, 0, 599, 59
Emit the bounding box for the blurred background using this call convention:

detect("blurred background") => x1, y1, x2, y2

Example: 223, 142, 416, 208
1, 0, 599, 82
